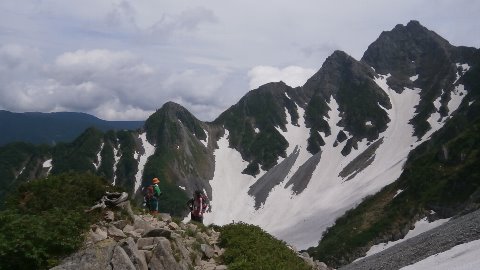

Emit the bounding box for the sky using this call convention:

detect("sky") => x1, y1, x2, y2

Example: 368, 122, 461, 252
0, 0, 479, 121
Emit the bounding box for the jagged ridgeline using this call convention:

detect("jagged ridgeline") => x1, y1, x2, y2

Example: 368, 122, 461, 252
307, 23, 480, 267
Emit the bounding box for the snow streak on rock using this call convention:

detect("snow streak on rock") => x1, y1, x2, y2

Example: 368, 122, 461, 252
200, 129, 209, 148
112, 143, 121, 186
134, 133, 155, 193
43, 159, 53, 175
203, 130, 257, 224
94, 142, 104, 170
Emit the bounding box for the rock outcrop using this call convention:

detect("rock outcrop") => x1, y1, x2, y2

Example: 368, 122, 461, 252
52, 205, 226, 270
51, 199, 331, 270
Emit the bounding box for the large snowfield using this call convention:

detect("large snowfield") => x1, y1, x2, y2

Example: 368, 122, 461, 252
203, 72, 470, 252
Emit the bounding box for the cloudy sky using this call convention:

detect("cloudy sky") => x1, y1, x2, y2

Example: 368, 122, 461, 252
1, 0, 479, 121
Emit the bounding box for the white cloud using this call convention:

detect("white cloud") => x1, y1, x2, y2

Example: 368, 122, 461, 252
0, 0, 479, 121
248, 66, 316, 89
0, 46, 232, 121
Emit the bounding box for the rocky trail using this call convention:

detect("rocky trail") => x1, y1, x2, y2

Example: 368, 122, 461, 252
50, 196, 328, 270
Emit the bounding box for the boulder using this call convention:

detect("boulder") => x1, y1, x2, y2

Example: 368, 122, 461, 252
111, 245, 136, 270
143, 228, 173, 239
148, 238, 189, 270
118, 237, 148, 270
200, 244, 215, 259
158, 213, 172, 222
108, 225, 127, 238
51, 239, 117, 270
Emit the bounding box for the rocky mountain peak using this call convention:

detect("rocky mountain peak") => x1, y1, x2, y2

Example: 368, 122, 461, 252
304, 50, 377, 99
361, 20, 453, 91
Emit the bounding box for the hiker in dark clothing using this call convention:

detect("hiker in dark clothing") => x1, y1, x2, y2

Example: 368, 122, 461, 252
187, 190, 209, 224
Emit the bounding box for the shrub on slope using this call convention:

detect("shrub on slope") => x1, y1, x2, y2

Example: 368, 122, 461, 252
0, 172, 114, 269
219, 222, 311, 270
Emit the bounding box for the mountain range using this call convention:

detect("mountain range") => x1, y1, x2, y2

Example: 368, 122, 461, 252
0, 20, 479, 268
0, 110, 144, 146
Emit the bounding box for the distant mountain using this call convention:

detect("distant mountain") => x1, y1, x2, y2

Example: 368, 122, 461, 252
0, 20, 479, 269
0, 110, 144, 146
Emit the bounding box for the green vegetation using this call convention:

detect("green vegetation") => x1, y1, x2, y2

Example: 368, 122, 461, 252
0, 172, 113, 269
0, 142, 51, 209
219, 222, 311, 270
114, 130, 138, 191
51, 127, 103, 174
215, 84, 292, 174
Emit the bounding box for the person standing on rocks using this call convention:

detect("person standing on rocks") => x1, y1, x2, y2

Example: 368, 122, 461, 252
144, 178, 161, 214
187, 190, 209, 224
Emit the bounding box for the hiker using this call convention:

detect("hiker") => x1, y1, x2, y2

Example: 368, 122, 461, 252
143, 178, 161, 214
187, 190, 209, 224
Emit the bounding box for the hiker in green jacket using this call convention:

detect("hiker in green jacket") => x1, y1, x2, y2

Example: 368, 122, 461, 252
144, 178, 161, 214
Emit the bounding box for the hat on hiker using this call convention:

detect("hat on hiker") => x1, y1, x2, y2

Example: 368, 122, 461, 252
152, 178, 160, 184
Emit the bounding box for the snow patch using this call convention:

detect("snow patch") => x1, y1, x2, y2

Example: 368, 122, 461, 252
365, 121, 373, 126
112, 144, 121, 186
254, 127, 260, 134
393, 189, 403, 198
203, 129, 257, 224
423, 90, 444, 139
448, 84, 467, 114
43, 159, 53, 175
134, 133, 156, 193
359, 217, 450, 260
179, 185, 186, 190
410, 74, 419, 82
400, 238, 480, 270
200, 129, 209, 148
17, 166, 26, 178
93, 142, 104, 170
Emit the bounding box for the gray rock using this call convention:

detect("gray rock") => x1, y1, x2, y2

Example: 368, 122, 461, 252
143, 228, 172, 239
86, 227, 108, 244
340, 208, 480, 270
148, 238, 188, 270
108, 225, 127, 238
112, 220, 128, 230
200, 244, 215, 259
168, 221, 181, 231
51, 239, 116, 270
123, 224, 134, 233
118, 237, 148, 270
111, 245, 136, 270
133, 216, 154, 232
105, 211, 115, 222
137, 237, 165, 250
158, 213, 172, 222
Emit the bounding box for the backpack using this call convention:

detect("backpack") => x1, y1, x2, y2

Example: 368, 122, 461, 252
144, 186, 154, 199
191, 190, 210, 213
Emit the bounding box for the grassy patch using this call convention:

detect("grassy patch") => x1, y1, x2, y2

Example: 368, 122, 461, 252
219, 222, 311, 270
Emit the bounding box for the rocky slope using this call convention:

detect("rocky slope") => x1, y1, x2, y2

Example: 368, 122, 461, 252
340, 208, 480, 270
51, 200, 329, 270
